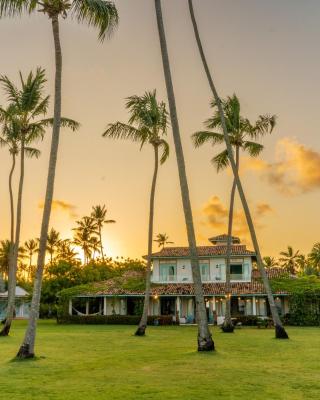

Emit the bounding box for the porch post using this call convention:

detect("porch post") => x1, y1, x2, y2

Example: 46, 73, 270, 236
176, 296, 181, 323
68, 299, 72, 316
85, 299, 89, 315
103, 297, 107, 315
212, 296, 216, 312
252, 296, 257, 315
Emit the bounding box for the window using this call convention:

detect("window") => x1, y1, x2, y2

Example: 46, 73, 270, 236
230, 264, 243, 280
159, 262, 176, 282
200, 261, 210, 281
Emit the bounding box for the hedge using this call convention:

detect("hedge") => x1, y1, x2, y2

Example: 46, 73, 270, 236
57, 314, 174, 326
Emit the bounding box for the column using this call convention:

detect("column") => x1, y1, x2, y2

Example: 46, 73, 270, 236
212, 296, 216, 312
252, 296, 257, 315
103, 297, 107, 315
68, 299, 72, 316
85, 299, 89, 315
176, 296, 181, 323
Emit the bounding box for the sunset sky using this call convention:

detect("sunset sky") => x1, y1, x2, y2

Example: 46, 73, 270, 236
0, 0, 319, 260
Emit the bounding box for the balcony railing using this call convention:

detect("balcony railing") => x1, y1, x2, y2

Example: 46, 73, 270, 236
160, 275, 177, 282
230, 273, 245, 281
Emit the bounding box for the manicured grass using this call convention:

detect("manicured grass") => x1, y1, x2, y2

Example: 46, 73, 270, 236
0, 321, 319, 399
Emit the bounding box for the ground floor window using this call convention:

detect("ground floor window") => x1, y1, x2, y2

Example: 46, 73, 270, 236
127, 297, 143, 316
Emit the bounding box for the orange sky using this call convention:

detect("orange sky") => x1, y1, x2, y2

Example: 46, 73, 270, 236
0, 0, 319, 260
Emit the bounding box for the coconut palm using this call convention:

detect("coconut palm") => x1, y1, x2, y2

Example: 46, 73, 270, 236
192, 94, 276, 332
279, 246, 300, 274
188, 0, 288, 338
46, 228, 61, 265
24, 239, 39, 280
73, 216, 99, 264
56, 239, 79, 263
91, 205, 115, 261
0, 0, 118, 358
154, 0, 214, 350
154, 233, 173, 250
308, 243, 320, 272
263, 256, 278, 269
0, 68, 51, 337
103, 90, 169, 336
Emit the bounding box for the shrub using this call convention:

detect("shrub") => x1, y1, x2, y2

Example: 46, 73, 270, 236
57, 314, 174, 326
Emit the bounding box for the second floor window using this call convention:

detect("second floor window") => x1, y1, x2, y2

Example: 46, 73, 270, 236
200, 261, 210, 281
159, 262, 176, 282
230, 264, 243, 280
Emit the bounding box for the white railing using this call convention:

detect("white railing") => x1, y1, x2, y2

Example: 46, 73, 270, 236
230, 273, 245, 281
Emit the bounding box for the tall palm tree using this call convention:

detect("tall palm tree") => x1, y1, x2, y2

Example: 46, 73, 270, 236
154, 0, 214, 350
24, 239, 39, 280
0, 0, 118, 358
309, 243, 320, 272
154, 233, 173, 250
91, 204, 115, 261
46, 228, 61, 265
192, 94, 276, 332
103, 90, 169, 336
0, 69, 51, 337
188, 0, 288, 338
279, 246, 300, 274
73, 216, 99, 264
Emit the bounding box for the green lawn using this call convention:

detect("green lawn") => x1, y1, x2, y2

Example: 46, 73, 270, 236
0, 321, 319, 399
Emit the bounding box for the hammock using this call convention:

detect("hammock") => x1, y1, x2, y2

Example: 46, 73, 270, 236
72, 307, 103, 316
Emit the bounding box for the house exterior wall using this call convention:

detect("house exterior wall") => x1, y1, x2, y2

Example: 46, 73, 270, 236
151, 256, 253, 283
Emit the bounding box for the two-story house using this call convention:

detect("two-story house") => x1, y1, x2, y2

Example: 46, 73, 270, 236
67, 234, 289, 324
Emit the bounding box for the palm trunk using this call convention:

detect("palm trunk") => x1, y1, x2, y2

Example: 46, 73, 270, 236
9, 153, 16, 247
188, 0, 288, 339
17, 15, 63, 358
155, 0, 214, 351
222, 146, 239, 332
0, 141, 25, 336
135, 145, 159, 336
99, 227, 105, 262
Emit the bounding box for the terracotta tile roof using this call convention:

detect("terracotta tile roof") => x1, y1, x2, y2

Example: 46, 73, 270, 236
252, 267, 289, 280
208, 234, 240, 244
149, 245, 255, 258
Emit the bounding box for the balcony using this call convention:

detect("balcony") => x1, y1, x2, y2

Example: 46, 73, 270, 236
230, 273, 245, 281
159, 275, 177, 282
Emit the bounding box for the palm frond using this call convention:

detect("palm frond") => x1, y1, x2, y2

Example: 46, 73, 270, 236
243, 141, 264, 157
71, 0, 119, 41
0, 0, 37, 17
25, 146, 41, 159
0, 74, 20, 104
192, 130, 224, 147
211, 149, 230, 172
251, 114, 277, 137
103, 122, 146, 143
41, 117, 80, 131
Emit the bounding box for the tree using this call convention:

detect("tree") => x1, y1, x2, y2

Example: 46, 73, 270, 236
91, 205, 115, 261
56, 239, 79, 263
154, 233, 173, 250
24, 239, 39, 280
0, 68, 49, 336
0, 0, 118, 358
308, 243, 320, 272
154, 0, 214, 350
73, 216, 99, 264
46, 228, 61, 265
103, 90, 169, 336
279, 246, 300, 274
192, 94, 275, 332
188, 0, 288, 338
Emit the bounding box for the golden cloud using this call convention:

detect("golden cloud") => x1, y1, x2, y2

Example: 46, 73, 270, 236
38, 199, 78, 219
243, 138, 320, 196
202, 196, 273, 242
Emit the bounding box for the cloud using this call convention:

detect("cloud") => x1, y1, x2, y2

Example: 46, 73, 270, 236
202, 196, 273, 242
243, 138, 320, 196
38, 199, 78, 219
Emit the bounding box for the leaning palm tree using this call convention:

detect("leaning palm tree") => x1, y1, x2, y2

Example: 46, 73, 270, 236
91, 205, 115, 261
188, 0, 288, 338
0, 0, 118, 358
192, 94, 276, 332
154, 233, 173, 250
279, 246, 300, 274
154, 0, 214, 350
103, 90, 169, 336
0, 69, 50, 337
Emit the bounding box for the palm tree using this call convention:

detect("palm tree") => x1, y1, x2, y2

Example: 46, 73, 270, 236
308, 243, 320, 272
103, 90, 169, 336
154, 0, 214, 350
91, 205, 115, 261
0, 69, 51, 337
46, 228, 61, 265
0, 0, 118, 358
279, 246, 300, 274
188, 0, 288, 338
263, 256, 278, 269
56, 239, 79, 263
24, 239, 39, 280
73, 216, 99, 264
192, 94, 276, 332
154, 233, 173, 250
